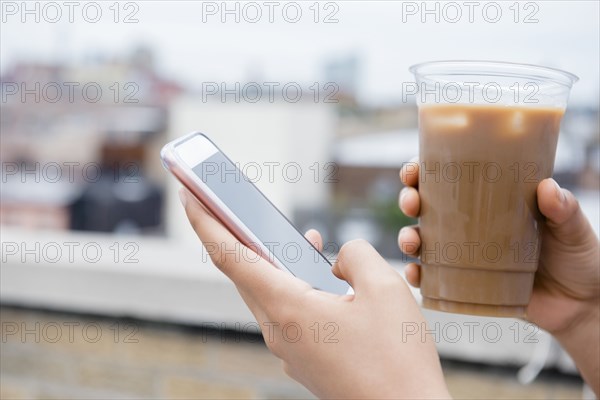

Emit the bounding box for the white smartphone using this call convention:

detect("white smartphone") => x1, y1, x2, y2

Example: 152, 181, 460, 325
161, 132, 351, 295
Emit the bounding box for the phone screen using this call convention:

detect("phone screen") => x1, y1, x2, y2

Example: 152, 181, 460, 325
179, 136, 350, 295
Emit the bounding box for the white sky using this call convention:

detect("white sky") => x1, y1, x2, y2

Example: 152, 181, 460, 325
1, 0, 599, 106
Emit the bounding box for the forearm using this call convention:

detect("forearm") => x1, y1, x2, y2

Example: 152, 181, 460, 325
555, 303, 600, 396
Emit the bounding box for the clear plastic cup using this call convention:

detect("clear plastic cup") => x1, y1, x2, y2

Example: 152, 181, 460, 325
409, 61, 578, 317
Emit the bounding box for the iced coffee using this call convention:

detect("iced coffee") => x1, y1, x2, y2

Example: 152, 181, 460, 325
409, 61, 577, 317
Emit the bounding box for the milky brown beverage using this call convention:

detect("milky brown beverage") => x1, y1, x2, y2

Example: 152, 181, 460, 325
418, 104, 564, 317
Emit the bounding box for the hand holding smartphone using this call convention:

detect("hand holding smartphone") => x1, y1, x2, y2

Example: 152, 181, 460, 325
161, 132, 350, 295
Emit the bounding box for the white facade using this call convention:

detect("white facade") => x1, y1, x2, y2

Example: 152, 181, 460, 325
165, 95, 338, 244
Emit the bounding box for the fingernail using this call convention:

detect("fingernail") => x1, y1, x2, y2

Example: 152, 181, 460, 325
400, 187, 408, 202
551, 179, 566, 203
399, 227, 407, 239
178, 188, 188, 207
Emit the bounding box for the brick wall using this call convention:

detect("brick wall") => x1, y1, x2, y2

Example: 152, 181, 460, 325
0, 307, 313, 399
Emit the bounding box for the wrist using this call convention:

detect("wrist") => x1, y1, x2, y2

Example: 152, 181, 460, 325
553, 300, 599, 342
553, 300, 600, 396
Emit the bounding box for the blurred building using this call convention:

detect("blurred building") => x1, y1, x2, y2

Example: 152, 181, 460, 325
1, 48, 182, 233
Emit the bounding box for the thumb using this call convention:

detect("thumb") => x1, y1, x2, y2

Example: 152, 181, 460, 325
332, 239, 403, 296
537, 178, 597, 245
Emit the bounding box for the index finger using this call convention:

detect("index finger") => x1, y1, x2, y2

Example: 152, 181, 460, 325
400, 157, 419, 188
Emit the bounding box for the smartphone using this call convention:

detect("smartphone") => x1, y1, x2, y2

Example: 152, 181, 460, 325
161, 132, 351, 295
